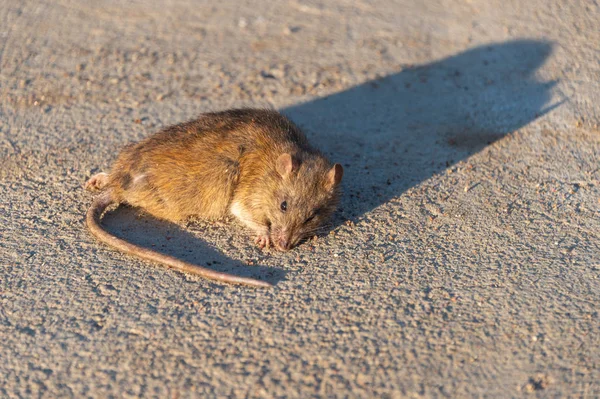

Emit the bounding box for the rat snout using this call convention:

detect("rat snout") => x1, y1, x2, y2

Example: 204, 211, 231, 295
274, 230, 293, 251
276, 237, 291, 251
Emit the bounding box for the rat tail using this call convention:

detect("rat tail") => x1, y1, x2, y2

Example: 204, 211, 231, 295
86, 191, 272, 288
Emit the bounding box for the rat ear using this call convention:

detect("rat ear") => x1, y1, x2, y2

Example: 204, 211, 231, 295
276, 153, 298, 177
326, 163, 343, 189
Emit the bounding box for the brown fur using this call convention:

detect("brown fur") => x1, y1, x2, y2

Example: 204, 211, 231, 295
85, 108, 343, 287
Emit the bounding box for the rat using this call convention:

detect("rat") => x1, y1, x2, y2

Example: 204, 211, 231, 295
85, 108, 343, 288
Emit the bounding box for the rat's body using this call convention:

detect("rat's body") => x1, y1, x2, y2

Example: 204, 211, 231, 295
85, 109, 343, 288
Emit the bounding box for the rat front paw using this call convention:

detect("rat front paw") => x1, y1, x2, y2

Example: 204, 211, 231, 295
254, 235, 272, 249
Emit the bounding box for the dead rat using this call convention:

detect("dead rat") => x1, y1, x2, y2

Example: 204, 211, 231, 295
85, 108, 343, 288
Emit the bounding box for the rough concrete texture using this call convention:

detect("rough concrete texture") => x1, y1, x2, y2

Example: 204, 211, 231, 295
1, 0, 599, 397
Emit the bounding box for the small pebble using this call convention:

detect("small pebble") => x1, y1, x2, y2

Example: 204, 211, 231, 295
283, 26, 301, 35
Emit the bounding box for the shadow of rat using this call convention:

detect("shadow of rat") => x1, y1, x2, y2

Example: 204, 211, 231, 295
284, 39, 560, 226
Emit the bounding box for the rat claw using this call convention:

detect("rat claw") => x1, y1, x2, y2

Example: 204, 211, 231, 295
254, 235, 271, 249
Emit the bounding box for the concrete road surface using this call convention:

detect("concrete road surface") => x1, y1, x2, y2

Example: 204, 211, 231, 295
1, 0, 599, 397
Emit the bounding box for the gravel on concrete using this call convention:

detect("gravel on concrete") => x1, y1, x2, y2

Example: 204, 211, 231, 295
1, 0, 599, 397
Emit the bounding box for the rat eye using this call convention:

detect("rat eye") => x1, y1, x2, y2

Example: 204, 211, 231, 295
280, 201, 287, 212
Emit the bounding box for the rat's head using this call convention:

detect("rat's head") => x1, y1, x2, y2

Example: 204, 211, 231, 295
266, 153, 343, 251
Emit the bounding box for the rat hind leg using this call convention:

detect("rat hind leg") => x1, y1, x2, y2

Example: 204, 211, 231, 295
85, 172, 110, 192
